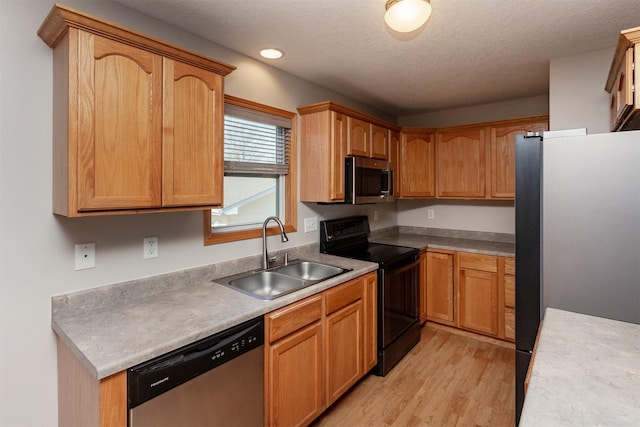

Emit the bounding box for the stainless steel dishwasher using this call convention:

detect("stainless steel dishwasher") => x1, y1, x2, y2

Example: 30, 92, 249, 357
128, 317, 264, 427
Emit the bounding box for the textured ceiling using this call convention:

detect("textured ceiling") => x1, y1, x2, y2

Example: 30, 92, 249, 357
113, 0, 640, 117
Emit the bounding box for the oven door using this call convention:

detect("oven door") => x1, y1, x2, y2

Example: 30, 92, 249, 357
378, 255, 420, 349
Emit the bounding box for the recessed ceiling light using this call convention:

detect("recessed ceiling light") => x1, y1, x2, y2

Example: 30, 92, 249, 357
259, 48, 284, 60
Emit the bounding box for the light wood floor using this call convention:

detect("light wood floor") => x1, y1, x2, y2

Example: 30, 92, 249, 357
312, 323, 515, 427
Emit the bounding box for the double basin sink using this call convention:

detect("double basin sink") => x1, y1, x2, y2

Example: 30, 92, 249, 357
214, 260, 351, 300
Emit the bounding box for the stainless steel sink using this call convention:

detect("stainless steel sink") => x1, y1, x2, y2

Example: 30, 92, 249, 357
274, 261, 345, 281
214, 260, 351, 300
229, 272, 306, 299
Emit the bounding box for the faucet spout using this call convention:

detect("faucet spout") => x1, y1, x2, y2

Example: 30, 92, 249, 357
262, 216, 289, 269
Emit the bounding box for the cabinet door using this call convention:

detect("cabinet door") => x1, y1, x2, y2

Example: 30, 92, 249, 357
458, 269, 499, 336
426, 252, 455, 326
419, 252, 428, 324
163, 59, 223, 206
330, 112, 347, 201
436, 128, 485, 198
490, 121, 547, 199
347, 117, 369, 157
399, 132, 435, 198
266, 322, 324, 427
388, 130, 401, 195
363, 272, 378, 372
370, 124, 388, 159
325, 300, 364, 405
76, 32, 163, 210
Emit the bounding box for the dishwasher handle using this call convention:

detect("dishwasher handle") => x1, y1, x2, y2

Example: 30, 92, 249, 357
128, 316, 264, 409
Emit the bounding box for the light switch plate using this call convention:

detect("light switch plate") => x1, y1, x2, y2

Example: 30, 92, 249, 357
75, 243, 95, 270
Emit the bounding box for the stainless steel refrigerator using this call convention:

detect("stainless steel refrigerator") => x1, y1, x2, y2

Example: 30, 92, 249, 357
514, 130, 640, 424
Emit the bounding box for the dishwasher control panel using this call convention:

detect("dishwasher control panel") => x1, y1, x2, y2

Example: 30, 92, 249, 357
128, 316, 264, 408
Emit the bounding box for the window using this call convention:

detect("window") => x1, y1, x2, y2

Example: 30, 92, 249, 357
204, 95, 297, 244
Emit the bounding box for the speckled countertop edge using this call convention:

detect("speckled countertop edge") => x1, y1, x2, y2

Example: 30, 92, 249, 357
370, 227, 515, 257
519, 308, 640, 426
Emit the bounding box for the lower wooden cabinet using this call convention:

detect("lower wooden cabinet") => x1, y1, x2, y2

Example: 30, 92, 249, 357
422, 250, 515, 342
503, 257, 516, 341
425, 251, 455, 326
265, 272, 377, 427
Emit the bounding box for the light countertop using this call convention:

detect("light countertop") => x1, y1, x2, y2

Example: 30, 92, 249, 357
520, 308, 640, 426
52, 252, 377, 380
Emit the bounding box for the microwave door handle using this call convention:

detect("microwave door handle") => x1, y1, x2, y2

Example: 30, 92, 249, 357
381, 169, 393, 196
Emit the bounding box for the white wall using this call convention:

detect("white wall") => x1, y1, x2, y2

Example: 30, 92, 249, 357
549, 48, 613, 134
397, 200, 515, 234
0, 1, 396, 425
399, 94, 549, 128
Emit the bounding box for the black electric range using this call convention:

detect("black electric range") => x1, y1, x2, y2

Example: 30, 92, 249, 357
320, 216, 421, 376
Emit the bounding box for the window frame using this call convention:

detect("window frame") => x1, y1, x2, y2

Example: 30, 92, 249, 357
204, 95, 297, 245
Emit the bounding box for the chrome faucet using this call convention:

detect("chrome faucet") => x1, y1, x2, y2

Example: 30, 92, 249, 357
262, 216, 289, 269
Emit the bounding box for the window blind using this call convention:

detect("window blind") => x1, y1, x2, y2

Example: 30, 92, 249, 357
224, 104, 291, 175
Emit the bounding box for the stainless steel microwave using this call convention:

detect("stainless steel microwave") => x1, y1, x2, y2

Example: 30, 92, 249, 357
345, 157, 394, 204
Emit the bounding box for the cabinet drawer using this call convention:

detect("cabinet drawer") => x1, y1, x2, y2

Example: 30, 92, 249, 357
504, 307, 515, 341
267, 295, 323, 343
504, 274, 515, 308
326, 279, 363, 316
504, 257, 515, 275
459, 252, 498, 272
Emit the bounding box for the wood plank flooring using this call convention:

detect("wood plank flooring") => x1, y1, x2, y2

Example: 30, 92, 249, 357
311, 323, 515, 426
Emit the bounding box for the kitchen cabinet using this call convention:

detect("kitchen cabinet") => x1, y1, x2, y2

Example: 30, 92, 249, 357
397, 130, 436, 198
370, 123, 389, 159
363, 272, 378, 372
347, 117, 370, 157
503, 257, 516, 341
38, 4, 234, 217
488, 118, 548, 199
299, 109, 348, 202
436, 126, 486, 198
298, 102, 399, 203
606, 26, 640, 131
324, 279, 364, 405
57, 336, 127, 427
265, 272, 377, 427
457, 252, 499, 336
388, 129, 401, 195
425, 250, 455, 326
347, 117, 389, 160
266, 295, 324, 427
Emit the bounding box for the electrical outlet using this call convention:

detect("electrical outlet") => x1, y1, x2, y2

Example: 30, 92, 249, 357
144, 236, 158, 259
373, 210, 379, 222
304, 216, 318, 233
75, 243, 95, 270
427, 209, 435, 220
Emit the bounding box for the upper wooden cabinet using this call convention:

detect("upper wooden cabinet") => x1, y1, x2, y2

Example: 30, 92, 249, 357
606, 26, 640, 131
298, 102, 400, 203
436, 127, 486, 198
370, 124, 389, 159
38, 4, 234, 217
397, 130, 436, 198
489, 118, 548, 199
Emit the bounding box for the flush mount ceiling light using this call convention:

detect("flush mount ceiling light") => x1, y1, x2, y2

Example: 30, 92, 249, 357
384, 0, 432, 33
259, 48, 284, 60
